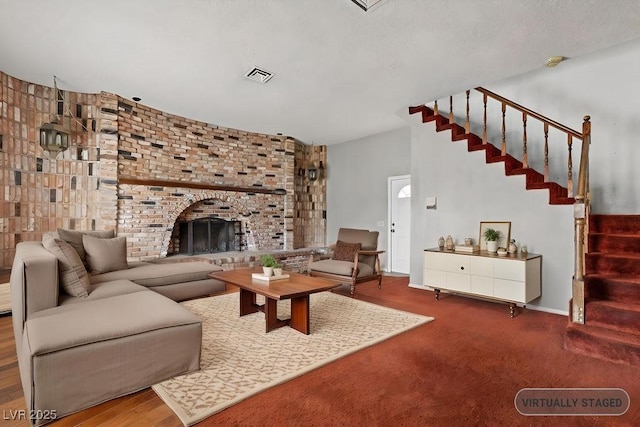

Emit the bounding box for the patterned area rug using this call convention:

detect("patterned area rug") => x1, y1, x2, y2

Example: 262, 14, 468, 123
153, 291, 434, 426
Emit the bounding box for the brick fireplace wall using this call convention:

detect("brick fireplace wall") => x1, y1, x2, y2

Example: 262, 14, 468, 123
0, 71, 326, 269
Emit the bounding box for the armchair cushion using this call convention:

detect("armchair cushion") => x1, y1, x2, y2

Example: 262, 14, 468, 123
308, 259, 374, 278
333, 240, 361, 262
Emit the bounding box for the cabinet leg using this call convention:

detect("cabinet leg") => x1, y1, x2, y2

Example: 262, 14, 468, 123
435, 289, 440, 301
509, 303, 516, 318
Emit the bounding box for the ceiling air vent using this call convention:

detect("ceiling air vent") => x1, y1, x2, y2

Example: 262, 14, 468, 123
244, 67, 274, 84
350, 0, 387, 12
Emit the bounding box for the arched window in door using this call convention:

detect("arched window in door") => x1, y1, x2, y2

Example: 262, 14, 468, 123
397, 184, 411, 198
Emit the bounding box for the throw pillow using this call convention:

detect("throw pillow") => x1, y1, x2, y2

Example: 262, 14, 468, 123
83, 235, 129, 275
57, 228, 115, 264
333, 240, 362, 262
42, 234, 91, 298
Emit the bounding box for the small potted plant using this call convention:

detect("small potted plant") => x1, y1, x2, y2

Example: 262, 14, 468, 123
273, 262, 284, 277
260, 255, 278, 277
483, 228, 501, 253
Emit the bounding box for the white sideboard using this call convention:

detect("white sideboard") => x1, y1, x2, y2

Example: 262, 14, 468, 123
423, 248, 541, 317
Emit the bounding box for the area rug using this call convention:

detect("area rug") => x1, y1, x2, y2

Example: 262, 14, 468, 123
152, 291, 434, 426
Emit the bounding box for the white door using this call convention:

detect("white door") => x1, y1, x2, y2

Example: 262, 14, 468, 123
388, 175, 411, 274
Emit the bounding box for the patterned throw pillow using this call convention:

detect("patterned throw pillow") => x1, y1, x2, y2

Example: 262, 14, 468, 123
333, 240, 362, 262
42, 234, 91, 298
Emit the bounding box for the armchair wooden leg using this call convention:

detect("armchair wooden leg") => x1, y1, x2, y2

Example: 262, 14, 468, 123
349, 283, 356, 297
377, 275, 382, 289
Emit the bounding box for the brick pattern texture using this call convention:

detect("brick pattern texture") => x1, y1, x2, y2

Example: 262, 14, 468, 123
0, 71, 326, 269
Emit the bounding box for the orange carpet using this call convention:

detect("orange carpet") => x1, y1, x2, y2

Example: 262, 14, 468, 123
196, 276, 640, 426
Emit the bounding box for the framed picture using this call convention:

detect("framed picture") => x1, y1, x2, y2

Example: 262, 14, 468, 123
479, 221, 511, 250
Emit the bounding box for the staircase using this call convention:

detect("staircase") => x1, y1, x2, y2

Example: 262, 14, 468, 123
565, 215, 640, 366
408, 104, 574, 205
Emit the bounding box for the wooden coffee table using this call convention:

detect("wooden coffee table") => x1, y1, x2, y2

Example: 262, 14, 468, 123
209, 268, 341, 334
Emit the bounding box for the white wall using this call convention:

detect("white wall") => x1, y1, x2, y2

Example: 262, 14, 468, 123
327, 127, 412, 270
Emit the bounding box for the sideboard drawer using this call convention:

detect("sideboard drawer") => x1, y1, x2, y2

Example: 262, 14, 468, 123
470, 256, 493, 277
446, 272, 470, 292
424, 269, 446, 286
494, 278, 525, 301
494, 258, 525, 281
446, 255, 469, 273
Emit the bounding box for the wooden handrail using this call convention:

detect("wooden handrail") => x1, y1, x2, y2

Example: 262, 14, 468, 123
476, 87, 583, 140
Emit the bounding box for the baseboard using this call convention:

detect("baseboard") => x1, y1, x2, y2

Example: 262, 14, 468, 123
526, 305, 568, 316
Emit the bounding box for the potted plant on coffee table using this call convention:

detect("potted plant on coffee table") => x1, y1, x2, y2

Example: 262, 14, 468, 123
260, 255, 278, 277
483, 228, 501, 253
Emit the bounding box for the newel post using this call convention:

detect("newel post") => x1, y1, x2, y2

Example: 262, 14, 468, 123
571, 115, 591, 324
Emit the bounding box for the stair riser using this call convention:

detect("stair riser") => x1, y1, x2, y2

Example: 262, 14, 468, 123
589, 234, 640, 253
565, 327, 640, 367
585, 254, 640, 275
409, 106, 574, 206
586, 303, 640, 335
590, 215, 640, 234
585, 277, 640, 304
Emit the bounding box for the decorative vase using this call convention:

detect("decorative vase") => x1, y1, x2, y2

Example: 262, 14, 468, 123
486, 240, 498, 253
445, 235, 454, 251
273, 267, 283, 276
438, 236, 445, 249
520, 246, 528, 255
262, 266, 274, 277
508, 240, 517, 254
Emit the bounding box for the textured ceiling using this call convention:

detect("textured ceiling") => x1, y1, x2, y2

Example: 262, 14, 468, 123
1, 0, 640, 144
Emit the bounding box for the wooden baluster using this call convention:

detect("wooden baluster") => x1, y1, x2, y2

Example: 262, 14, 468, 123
543, 123, 549, 182
482, 93, 487, 144
522, 112, 528, 168
449, 96, 454, 125
501, 103, 506, 155
465, 90, 470, 133
434, 100, 439, 116
567, 134, 574, 197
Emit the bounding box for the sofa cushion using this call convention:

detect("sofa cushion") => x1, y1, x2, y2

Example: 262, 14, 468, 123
59, 279, 148, 306
57, 229, 114, 264
309, 259, 374, 278
333, 240, 361, 262
42, 234, 90, 298
26, 291, 201, 356
83, 235, 128, 274
89, 261, 222, 287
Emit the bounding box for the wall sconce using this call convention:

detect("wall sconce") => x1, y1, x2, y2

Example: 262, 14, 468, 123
307, 164, 318, 181
39, 122, 70, 153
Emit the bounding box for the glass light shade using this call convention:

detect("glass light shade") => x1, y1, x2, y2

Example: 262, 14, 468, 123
307, 166, 318, 181
39, 123, 69, 153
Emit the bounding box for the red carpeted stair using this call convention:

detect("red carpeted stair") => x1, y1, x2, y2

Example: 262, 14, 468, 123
409, 104, 574, 205
565, 214, 640, 367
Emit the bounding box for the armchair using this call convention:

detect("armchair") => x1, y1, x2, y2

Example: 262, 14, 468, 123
308, 228, 384, 297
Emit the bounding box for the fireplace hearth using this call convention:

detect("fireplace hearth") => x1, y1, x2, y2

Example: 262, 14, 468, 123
178, 217, 241, 255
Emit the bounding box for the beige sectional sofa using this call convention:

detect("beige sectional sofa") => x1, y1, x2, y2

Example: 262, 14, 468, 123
10, 230, 225, 425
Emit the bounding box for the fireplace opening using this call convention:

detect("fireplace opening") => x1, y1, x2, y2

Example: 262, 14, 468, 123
178, 217, 242, 255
